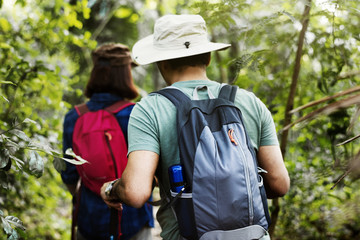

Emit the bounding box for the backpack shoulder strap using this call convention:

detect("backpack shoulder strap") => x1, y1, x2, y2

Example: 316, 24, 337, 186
105, 100, 135, 114
74, 103, 90, 116
218, 84, 238, 103
75, 100, 134, 116
153, 87, 191, 109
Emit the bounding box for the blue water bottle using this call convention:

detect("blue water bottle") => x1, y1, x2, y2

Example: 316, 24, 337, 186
168, 164, 185, 193
168, 164, 196, 239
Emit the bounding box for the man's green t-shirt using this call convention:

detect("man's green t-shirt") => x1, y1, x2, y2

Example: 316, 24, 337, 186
128, 80, 279, 240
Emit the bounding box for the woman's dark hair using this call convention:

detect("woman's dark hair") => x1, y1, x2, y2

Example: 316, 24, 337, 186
166, 52, 211, 70
84, 62, 138, 99
84, 43, 138, 99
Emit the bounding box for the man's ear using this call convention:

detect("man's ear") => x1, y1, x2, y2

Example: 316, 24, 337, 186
157, 61, 168, 71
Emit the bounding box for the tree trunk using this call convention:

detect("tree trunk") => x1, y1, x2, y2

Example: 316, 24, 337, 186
269, 0, 312, 236
152, 0, 164, 91
228, 41, 240, 84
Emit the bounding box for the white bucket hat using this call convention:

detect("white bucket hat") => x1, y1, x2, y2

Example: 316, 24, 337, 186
132, 14, 231, 65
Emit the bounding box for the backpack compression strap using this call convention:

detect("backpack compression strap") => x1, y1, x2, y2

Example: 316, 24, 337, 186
219, 84, 272, 225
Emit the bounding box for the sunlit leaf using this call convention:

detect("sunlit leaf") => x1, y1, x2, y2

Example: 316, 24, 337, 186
0, 80, 16, 85
1, 216, 12, 235
64, 148, 88, 165
9, 155, 24, 170
5, 139, 20, 153
22, 118, 37, 125
27, 141, 54, 155
8, 229, 19, 240
9, 129, 30, 142
5, 216, 26, 231
0, 17, 11, 32
1, 95, 9, 102
281, 10, 296, 22
114, 8, 132, 18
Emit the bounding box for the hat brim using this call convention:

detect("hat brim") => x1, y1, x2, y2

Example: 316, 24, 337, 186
132, 35, 231, 65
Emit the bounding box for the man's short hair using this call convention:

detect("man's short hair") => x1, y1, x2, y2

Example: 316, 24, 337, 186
166, 52, 211, 70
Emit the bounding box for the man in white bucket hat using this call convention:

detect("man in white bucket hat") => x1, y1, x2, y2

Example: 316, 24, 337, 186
101, 14, 290, 240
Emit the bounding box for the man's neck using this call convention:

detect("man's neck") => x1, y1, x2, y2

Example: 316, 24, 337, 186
167, 66, 209, 85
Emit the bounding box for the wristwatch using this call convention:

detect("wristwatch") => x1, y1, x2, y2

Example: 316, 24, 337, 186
105, 179, 119, 197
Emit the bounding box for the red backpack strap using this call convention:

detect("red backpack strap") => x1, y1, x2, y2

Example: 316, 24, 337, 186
105, 100, 135, 114
74, 103, 90, 116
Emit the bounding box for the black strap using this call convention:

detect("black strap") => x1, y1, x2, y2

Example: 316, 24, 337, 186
260, 183, 271, 225
154, 88, 190, 109
218, 84, 238, 103
155, 85, 238, 106
109, 208, 119, 240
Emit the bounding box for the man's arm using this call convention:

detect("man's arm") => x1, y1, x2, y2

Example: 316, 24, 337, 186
257, 145, 290, 199
100, 150, 159, 209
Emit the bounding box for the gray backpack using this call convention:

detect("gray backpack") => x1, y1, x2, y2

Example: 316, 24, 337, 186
155, 84, 270, 240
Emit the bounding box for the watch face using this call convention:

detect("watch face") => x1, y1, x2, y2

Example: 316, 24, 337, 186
105, 182, 113, 196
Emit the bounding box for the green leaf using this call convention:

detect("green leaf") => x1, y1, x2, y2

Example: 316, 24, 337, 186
28, 151, 44, 178
5, 216, 26, 231
1, 95, 9, 102
9, 155, 24, 170
8, 229, 19, 240
53, 157, 66, 173
9, 129, 30, 142
4, 139, 20, 154
0, 80, 16, 86
1, 216, 12, 235
22, 118, 37, 125
27, 141, 54, 155
0, 17, 11, 32
0, 148, 10, 168
64, 148, 88, 165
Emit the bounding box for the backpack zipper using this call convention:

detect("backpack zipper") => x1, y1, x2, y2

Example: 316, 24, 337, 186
228, 128, 254, 225
104, 131, 119, 178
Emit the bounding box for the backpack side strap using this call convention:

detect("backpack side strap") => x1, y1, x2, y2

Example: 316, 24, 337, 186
74, 103, 90, 116
218, 84, 238, 103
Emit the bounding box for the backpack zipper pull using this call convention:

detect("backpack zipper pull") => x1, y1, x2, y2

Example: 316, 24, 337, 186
228, 129, 238, 146
105, 131, 112, 141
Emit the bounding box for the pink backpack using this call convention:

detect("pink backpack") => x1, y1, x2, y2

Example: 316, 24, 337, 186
72, 100, 134, 195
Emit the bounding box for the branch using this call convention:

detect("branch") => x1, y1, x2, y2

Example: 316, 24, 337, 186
337, 70, 360, 80
331, 150, 360, 189
336, 133, 360, 147
290, 85, 360, 114
91, 2, 123, 41
283, 94, 360, 131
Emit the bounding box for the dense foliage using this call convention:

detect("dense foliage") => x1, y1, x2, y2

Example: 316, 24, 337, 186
0, 0, 359, 239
